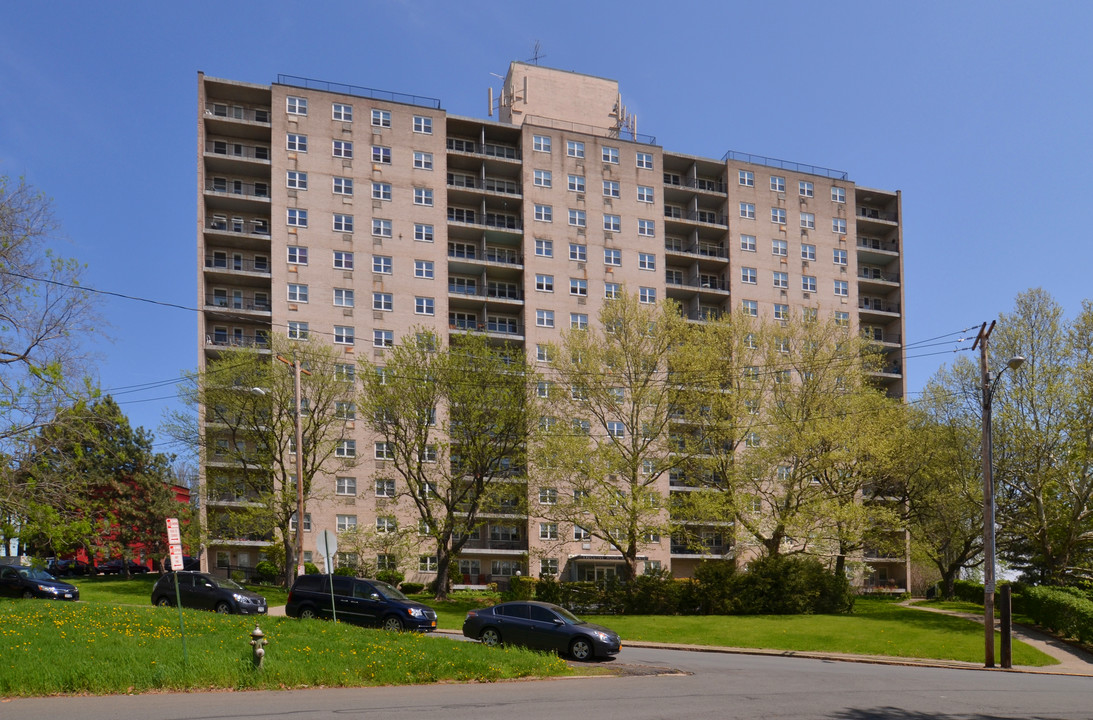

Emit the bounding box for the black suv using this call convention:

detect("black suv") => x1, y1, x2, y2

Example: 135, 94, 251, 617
151, 571, 266, 615
285, 574, 437, 631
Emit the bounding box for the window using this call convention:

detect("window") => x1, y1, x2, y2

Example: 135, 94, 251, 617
287, 321, 309, 340
336, 439, 356, 457
574, 525, 591, 541
740, 203, 756, 219
289, 513, 312, 533
741, 267, 757, 284
287, 283, 308, 303
605, 282, 621, 299
540, 557, 559, 575
335, 363, 356, 383
286, 134, 307, 152
414, 223, 434, 242
372, 182, 392, 201
332, 103, 353, 122
741, 300, 758, 317
533, 169, 552, 188
602, 146, 619, 163
569, 278, 587, 296
535, 309, 554, 327
602, 180, 620, 198
287, 208, 308, 227
833, 218, 847, 234
333, 177, 353, 195
801, 275, 817, 293
570, 313, 588, 329
801, 212, 815, 229
329, 252, 353, 272
333, 288, 354, 307
740, 234, 756, 252
335, 401, 355, 420
373, 478, 396, 497
774, 304, 789, 320
413, 115, 432, 134
567, 140, 585, 158
536, 344, 553, 362
539, 487, 557, 505
799, 181, 814, 197
540, 523, 558, 540
376, 517, 397, 534
770, 175, 785, 192
833, 248, 847, 265
534, 239, 553, 257
536, 380, 551, 398
372, 219, 392, 237
739, 170, 754, 186
371, 145, 391, 164
372, 255, 392, 274
801, 243, 816, 261
533, 135, 551, 153
419, 556, 438, 572
414, 259, 434, 278
771, 207, 787, 224
336, 514, 357, 532
635, 220, 656, 239
568, 209, 586, 227
568, 174, 585, 192
639, 287, 656, 304
636, 152, 653, 169
834, 280, 849, 297
835, 311, 850, 326
607, 421, 625, 437
336, 477, 357, 496
604, 248, 621, 266
334, 326, 354, 345
415, 297, 435, 316
374, 442, 394, 461
603, 214, 621, 232
287, 246, 308, 265
637, 185, 654, 203
371, 109, 391, 127
332, 140, 353, 158
412, 151, 433, 170
569, 243, 587, 261
333, 214, 353, 232
534, 204, 553, 222
373, 329, 393, 348
373, 292, 393, 311
772, 238, 788, 256
413, 187, 433, 206
831, 186, 846, 203
746, 432, 761, 448
535, 274, 554, 292
286, 170, 307, 189
638, 253, 655, 270
773, 271, 788, 289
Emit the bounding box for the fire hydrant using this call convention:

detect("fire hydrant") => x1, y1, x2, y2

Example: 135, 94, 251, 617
250, 625, 267, 669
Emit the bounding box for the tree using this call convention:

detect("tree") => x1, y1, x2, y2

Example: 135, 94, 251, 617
358, 330, 532, 600
169, 336, 356, 586
532, 294, 691, 582
17, 396, 180, 573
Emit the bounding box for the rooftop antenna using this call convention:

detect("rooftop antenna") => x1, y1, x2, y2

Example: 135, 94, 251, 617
610, 92, 638, 140
488, 70, 523, 117
528, 41, 546, 65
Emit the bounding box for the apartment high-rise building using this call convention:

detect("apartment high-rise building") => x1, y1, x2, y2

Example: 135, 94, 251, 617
198, 63, 908, 590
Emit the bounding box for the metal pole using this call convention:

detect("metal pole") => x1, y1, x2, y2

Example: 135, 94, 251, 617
976, 322, 996, 668
1000, 583, 1012, 668
294, 354, 305, 579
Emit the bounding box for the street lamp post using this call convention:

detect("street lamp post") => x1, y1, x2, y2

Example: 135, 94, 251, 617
973, 320, 1024, 669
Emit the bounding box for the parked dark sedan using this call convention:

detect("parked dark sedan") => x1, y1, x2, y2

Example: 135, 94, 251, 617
98, 558, 150, 575
46, 558, 95, 576
0, 565, 80, 601
151, 571, 266, 615
462, 600, 621, 660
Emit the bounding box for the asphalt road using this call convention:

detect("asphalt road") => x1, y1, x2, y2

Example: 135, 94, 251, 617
5, 645, 1092, 720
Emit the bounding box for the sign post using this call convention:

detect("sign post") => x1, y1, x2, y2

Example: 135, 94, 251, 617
165, 518, 188, 666
316, 529, 339, 623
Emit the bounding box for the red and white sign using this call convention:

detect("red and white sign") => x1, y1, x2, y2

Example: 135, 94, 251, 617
166, 518, 184, 570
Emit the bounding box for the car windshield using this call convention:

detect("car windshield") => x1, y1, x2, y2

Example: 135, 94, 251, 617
215, 577, 244, 590
553, 605, 583, 624
371, 580, 408, 600
20, 568, 56, 581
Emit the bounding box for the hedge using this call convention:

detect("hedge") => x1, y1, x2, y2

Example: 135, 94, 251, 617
1024, 586, 1093, 644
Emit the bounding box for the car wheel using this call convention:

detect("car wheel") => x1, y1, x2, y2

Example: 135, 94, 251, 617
21, 590, 34, 600
569, 637, 594, 661
298, 606, 318, 620
155, 597, 172, 607
215, 601, 232, 614
382, 615, 404, 632
480, 627, 502, 647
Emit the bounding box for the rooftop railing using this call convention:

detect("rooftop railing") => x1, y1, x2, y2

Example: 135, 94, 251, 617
276, 74, 441, 109
722, 150, 849, 181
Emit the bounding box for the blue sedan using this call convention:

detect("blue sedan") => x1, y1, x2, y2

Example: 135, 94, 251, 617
463, 600, 621, 660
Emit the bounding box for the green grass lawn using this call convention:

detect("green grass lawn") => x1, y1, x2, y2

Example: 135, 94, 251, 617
0, 598, 571, 697
70, 574, 289, 608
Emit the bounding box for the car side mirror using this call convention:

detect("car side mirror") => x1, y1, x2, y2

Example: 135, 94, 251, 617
553, 618, 564, 625
370, 592, 381, 601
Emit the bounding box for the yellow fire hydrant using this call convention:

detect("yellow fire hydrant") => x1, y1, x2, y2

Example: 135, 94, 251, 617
250, 625, 268, 669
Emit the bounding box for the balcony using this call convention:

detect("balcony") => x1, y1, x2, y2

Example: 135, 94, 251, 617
204, 332, 271, 352
857, 267, 900, 285
204, 139, 271, 173
459, 538, 527, 552
446, 138, 521, 162
858, 206, 898, 223
447, 173, 521, 197
664, 206, 728, 228
204, 178, 271, 213
203, 102, 272, 141
447, 207, 523, 238
859, 298, 901, 316
205, 292, 272, 316
203, 255, 271, 287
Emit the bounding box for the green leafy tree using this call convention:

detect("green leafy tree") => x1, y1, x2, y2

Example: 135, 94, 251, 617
358, 330, 532, 600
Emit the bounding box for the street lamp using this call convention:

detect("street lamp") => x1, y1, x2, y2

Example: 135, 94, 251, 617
973, 320, 1024, 669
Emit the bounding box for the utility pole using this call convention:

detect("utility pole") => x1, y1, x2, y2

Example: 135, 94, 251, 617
973, 321, 996, 668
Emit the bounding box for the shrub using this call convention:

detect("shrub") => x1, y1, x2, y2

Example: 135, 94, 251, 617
304, 562, 320, 575
400, 582, 425, 594
333, 566, 356, 576
376, 569, 404, 587
505, 575, 537, 601
253, 561, 280, 585
692, 560, 737, 614
952, 579, 984, 604
623, 569, 683, 615
1024, 585, 1093, 644
535, 574, 561, 604
733, 555, 852, 615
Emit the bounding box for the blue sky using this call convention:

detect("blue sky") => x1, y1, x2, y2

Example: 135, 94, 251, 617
2, 1, 1091, 454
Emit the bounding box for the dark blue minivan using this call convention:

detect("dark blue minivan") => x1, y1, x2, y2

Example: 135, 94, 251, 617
285, 574, 437, 632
